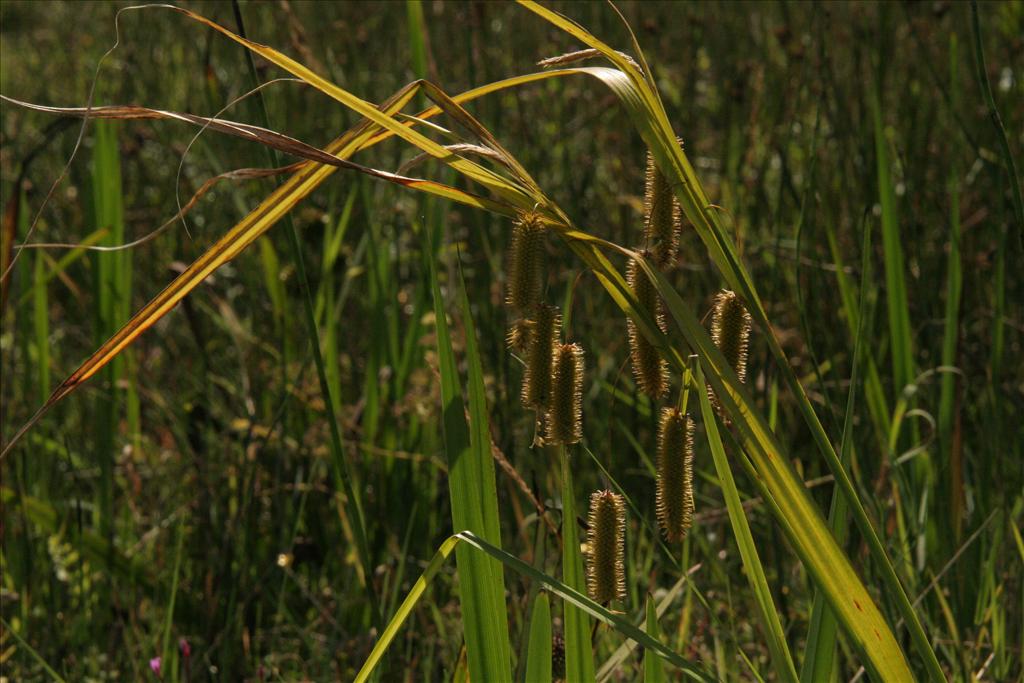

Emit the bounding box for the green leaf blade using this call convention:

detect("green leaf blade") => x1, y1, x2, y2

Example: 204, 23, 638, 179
696, 362, 798, 683
560, 447, 596, 683
524, 593, 553, 683
643, 597, 667, 683
429, 244, 512, 683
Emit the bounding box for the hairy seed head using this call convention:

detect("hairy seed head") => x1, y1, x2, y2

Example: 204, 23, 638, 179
586, 490, 626, 604
626, 255, 668, 398
521, 304, 560, 409
505, 212, 546, 311
546, 343, 584, 445
656, 408, 695, 543
506, 317, 531, 353
709, 289, 752, 418
644, 148, 682, 267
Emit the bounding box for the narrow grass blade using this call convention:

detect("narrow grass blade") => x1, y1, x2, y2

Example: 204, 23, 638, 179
159, 519, 186, 671
939, 34, 965, 543
32, 248, 50, 400
90, 118, 125, 550
456, 267, 508, 561
406, 0, 428, 80
0, 95, 361, 169
871, 92, 914, 395
695, 363, 798, 683
560, 446, 596, 682
644, 597, 667, 683
454, 260, 514, 671
429, 242, 512, 683
354, 535, 461, 683
801, 224, 875, 682
524, 593, 552, 683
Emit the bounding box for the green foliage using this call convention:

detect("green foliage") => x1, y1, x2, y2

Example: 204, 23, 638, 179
0, 2, 1020, 681
430, 241, 512, 682
696, 361, 797, 683
559, 447, 597, 682
523, 592, 552, 683
643, 597, 667, 683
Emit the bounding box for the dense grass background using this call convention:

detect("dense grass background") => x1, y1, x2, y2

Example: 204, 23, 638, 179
1, 1, 1021, 680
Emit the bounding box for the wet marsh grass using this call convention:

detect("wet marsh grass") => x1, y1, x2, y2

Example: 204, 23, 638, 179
0, 1, 1021, 681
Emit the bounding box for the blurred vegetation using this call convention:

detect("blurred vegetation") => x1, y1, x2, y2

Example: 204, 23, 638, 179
1, 1, 1021, 680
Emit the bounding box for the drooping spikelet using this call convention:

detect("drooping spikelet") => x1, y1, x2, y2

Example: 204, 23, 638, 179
506, 317, 531, 353
586, 490, 626, 604
643, 148, 681, 267
546, 343, 584, 445
521, 304, 560, 409
656, 408, 695, 543
626, 254, 668, 399
708, 289, 752, 418
537, 47, 641, 71
505, 211, 546, 311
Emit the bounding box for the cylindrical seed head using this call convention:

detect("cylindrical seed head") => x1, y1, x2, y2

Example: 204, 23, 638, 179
521, 304, 560, 409
708, 289, 752, 419
626, 254, 669, 399
546, 343, 584, 445
643, 148, 682, 267
586, 490, 626, 604
505, 212, 546, 311
656, 408, 695, 543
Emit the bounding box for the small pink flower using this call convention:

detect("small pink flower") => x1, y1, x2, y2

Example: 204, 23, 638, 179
179, 637, 191, 658
149, 657, 162, 677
